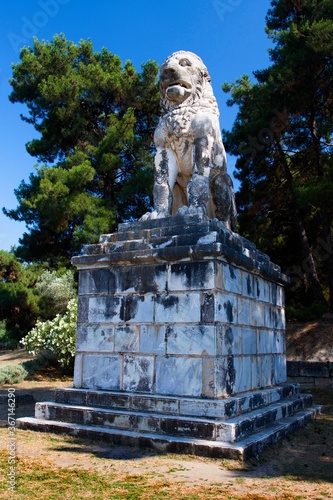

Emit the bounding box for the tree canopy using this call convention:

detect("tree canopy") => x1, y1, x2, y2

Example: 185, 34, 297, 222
223, 0, 333, 315
4, 34, 159, 266
0, 250, 40, 341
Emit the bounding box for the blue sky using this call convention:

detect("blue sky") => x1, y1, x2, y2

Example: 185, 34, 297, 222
0, 0, 273, 251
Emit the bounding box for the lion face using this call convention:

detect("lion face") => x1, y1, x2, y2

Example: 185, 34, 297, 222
159, 51, 214, 113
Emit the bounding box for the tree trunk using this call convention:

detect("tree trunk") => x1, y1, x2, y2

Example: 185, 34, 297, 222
277, 142, 328, 308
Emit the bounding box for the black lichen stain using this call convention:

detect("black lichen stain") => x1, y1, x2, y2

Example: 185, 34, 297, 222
120, 296, 144, 322
224, 327, 234, 354
171, 262, 211, 289
223, 301, 234, 323
252, 393, 265, 409
225, 398, 236, 418
91, 269, 116, 294
201, 293, 214, 323
122, 266, 160, 293
158, 295, 179, 309
256, 278, 260, 298
105, 296, 121, 319
246, 275, 252, 296
229, 265, 236, 280
136, 358, 152, 392
226, 354, 236, 395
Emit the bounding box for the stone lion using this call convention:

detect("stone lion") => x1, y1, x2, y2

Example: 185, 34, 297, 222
144, 50, 237, 231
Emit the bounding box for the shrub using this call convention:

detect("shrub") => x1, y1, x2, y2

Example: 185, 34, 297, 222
0, 364, 28, 384
21, 298, 77, 372
36, 269, 77, 320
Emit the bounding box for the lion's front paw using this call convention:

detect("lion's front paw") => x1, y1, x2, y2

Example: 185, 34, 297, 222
140, 210, 171, 221
176, 205, 206, 219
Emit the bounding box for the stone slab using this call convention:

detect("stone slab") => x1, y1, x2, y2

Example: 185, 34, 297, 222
17, 405, 321, 460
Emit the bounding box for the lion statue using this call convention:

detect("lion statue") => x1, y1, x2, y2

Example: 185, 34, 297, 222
143, 50, 237, 231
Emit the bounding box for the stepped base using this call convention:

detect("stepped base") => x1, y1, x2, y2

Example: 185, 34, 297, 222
16, 384, 321, 460
17, 406, 320, 460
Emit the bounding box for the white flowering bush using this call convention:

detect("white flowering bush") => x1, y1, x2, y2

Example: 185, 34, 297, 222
21, 298, 77, 371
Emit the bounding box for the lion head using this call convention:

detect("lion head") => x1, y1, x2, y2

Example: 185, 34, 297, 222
159, 51, 219, 116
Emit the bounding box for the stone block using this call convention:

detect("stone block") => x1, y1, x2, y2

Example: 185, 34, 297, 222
166, 325, 216, 356
251, 301, 266, 328
77, 296, 89, 323
156, 357, 202, 396
114, 325, 139, 352
242, 273, 256, 298
287, 361, 300, 377
201, 292, 215, 323
242, 328, 257, 355
251, 356, 260, 390
221, 264, 242, 295
73, 353, 83, 388
88, 296, 121, 323
214, 357, 236, 397
169, 261, 215, 291
237, 297, 251, 326
117, 265, 167, 293
123, 355, 154, 393
202, 357, 215, 398
233, 356, 252, 393
271, 283, 284, 307
79, 268, 117, 295
257, 330, 272, 354
76, 325, 114, 352
82, 354, 122, 390
217, 325, 242, 356
259, 355, 273, 387
265, 306, 286, 330
140, 325, 166, 354
155, 293, 201, 323
299, 362, 329, 378
255, 277, 270, 303
215, 294, 237, 323
273, 354, 287, 384
272, 330, 285, 354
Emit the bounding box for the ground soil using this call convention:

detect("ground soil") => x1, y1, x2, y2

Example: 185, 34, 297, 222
286, 319, 333, 360
1, 322, 333, 499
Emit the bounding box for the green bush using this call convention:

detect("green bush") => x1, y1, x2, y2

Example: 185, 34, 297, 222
0, 364, 28, 384
36, 269, 77, 320
21, 298, 77, 372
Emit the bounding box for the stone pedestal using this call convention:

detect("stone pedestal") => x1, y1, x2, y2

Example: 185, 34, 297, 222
73, 214, 287, 397
17, 214, 320, 459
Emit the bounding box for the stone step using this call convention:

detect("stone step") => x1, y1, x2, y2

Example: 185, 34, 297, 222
100, 220, 214, 243
55, 384, 300, 420
16, 405, 321, 460
218, 394, 313, 442
35, 393, 312, 443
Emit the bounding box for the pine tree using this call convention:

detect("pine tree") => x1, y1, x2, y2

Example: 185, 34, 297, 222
223, 0, 333, 313
4, 35, 159, 266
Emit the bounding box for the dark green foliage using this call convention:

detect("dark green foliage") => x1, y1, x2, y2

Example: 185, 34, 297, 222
4, 35, 159, 266
223, 0, 333, 314
0, 251, 40, 341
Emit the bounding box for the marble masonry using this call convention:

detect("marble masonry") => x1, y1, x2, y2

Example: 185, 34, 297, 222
17, 51, 320, 459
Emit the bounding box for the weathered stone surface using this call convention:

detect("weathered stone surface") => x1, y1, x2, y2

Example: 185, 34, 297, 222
72, 215, 289, 399
140, 51, 236, 230
81, 355, 121, 390
123, 355, 154, 393
156, 357, 202, 396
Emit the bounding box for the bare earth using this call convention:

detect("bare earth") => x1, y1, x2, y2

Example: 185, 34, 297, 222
1, 323, 333, 499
